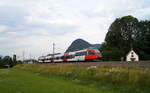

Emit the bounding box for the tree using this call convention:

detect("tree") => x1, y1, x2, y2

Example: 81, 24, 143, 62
101, 15, 139, 61
13, 54, 17, 62
134, 20, 150, 60
2, 56, 13, 67
101, 42, 123, 61
0, 58, 3, 67
0, 55, 22, 68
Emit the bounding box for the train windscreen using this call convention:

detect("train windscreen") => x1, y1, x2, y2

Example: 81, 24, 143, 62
94, 49, 101, 55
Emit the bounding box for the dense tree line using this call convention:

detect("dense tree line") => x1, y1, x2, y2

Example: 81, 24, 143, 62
0, 55, 22, 68
101, 15, 150, 61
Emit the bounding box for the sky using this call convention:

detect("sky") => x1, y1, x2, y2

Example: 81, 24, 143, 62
0, 0, 150, 59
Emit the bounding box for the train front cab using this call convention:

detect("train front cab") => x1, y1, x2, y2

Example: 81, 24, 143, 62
85, 49, 102, 62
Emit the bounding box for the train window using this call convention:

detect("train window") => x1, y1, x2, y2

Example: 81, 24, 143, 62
75, 52, 80, 56
65, 56, 69, 59
68, 55, 75, 59
55, 57, 60, 60
75, 52, 82, 56
88, 51, 95, 55
48, 58, 54, 60
63, 55, 74, 59
82, 51, 87, 55
70, 55, 75, 58
61, 56, 66, 59
58, 57, 61, 59
68, 56, 71, 59
94, 49, 101, 55
75, 51, 87, 56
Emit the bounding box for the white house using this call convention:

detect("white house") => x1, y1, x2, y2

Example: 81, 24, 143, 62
126, 50, 139, 62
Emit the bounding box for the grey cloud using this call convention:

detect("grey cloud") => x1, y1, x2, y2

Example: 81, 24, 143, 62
0, 6, 28, 26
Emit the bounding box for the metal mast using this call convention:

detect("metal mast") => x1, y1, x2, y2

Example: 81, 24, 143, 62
53, 43, 55, 55
22, 51, 25, 63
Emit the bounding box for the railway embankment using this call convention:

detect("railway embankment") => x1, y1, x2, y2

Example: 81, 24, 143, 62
45, 61, 150, 69
79, 61, 150, 69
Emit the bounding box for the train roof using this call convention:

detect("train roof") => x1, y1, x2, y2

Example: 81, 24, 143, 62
47, 53, 61, 56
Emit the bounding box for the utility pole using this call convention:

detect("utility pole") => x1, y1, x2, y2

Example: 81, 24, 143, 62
22, 51, 25, 63
29, 53, 31, 60
51, 43, 55, 63
53, 43, 55, 55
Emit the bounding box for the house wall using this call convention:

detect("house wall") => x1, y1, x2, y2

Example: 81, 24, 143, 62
126, 50, 139, 61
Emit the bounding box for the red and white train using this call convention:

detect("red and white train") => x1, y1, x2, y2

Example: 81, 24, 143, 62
38, 49, 102, 63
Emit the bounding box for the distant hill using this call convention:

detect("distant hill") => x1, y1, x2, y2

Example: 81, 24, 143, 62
0, 55, 2, 59
66, 39, 101, 52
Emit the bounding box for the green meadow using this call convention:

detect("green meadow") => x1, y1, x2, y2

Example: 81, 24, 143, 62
0, 64, 150, 93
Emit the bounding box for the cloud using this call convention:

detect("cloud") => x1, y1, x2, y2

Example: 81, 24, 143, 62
0, 5, 28, 26
0, 25, 10, 33
0, 0, 150, 59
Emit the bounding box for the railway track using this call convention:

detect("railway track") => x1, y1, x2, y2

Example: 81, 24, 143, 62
40, 61, 150, 69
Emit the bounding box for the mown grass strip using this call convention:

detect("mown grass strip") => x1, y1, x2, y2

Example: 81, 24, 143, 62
0, 68, 117, 93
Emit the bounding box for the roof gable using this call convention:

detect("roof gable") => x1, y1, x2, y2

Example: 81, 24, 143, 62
126, 50, 138, 57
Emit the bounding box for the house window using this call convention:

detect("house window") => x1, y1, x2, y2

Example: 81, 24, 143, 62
131, 54, 134, 57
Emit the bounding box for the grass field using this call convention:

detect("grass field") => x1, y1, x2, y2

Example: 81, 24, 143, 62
0, 64, 150, 93
0, 68, 116, 93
